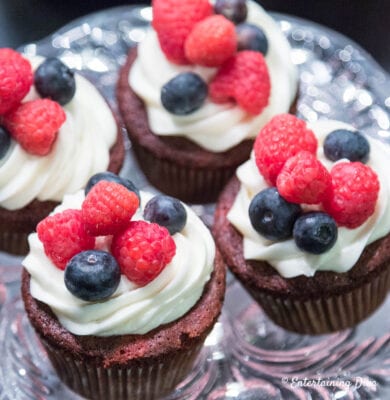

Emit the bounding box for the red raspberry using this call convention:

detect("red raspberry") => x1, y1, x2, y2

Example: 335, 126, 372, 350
37, 209, 95, 270
184, 15, 237, 67
277, 151, 331, 204
152, 0, 213, 65
3, 99, 66, 155
323, 162, 380, 229
209, 51, 270, 115
254, 114, 318, 185
0, 48, 33, 115
0, 48, 23, 61
111, 221, 176, 287
82, 181, 139, 236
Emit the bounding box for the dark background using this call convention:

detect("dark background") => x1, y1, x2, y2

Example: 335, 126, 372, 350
0, 0, 389, 74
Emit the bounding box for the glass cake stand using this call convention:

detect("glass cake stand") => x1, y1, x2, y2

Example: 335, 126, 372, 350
0, 5, 389, 400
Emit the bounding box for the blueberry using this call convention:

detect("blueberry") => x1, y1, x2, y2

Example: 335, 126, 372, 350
323, 129, 370, 163
293, 212, 337, 254
236, 23, 268, 55
161, 72, 208, 115
34, 58, 76, 105
64, 250, 121, 302
144, 195, 187, 235
214, 0, 248, 24
249, 188, 302, 241
85, 172, 140, 202
0, 126, 11, 159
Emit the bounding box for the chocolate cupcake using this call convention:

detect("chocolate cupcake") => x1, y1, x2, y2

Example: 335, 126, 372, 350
0, 50, 124, 255
213, 114, 390, 334
22, 178, 226, 399
117, 0, 298, 203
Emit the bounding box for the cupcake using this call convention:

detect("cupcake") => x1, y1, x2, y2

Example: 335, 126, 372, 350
0, 49, 124, 254
117, 0, 298, 203
21, 173, 226, 399
214, 114, 390, 334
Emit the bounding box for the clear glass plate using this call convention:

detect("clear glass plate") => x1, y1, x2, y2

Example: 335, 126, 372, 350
1, 5, 390, 400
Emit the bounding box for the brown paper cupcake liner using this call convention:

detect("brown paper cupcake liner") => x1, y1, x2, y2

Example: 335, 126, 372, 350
0, 231, 30, 255
43, 337, 203, 400
0, 199, 57, 255
247, 266, 390, 335
132, 142, 238, 203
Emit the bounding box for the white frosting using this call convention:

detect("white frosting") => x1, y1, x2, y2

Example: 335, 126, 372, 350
0, 56, 117, 210
227, 120, 390, 278
23, 190, 215, 336
129, 0, 298, 152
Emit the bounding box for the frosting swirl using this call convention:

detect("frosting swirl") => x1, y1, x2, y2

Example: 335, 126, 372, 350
23, 190, 215, 336
129, 0, 298, 152
227, 120, 390, 278
0, 56, 117, 210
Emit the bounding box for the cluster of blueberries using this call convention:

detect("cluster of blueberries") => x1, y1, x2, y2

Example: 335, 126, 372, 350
160, 0, 269, 116
249, 129, 370, 254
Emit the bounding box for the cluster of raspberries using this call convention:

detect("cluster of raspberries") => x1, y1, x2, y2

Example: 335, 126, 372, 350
153, 0, 270, 115
0, 48, 66, 156
254, 114, 380, 229
37, 180, 176, 287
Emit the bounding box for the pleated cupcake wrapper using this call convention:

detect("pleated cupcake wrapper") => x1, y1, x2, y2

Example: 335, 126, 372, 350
0, 230, 29, 255
248, 266, 390, 335
132, 143, 238, 204
42, 338, 203, 400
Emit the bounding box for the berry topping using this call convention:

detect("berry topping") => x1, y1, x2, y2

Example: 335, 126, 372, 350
214, 0, 248, 24
82, 181, 139, 236
0, 125, 11, 159
3, 99, 66, 156
37, 209, 95, 270
249, 187, 302, 241
34, 58, 76, 106
323, 162, 380, 229
0, 48, 33, 115
64, 250, 121, 302
209, 51, 270, 115
236, 23, 268, 55
85, 171, 140, 202
293, 212, 338, 254
152, 0, 213, 64
323, 129, 370, 163
254, 114, 318, 185
161, 72, 208, 115
185, 15, 237, 67
144, 195, 187, 235
112, 221, 176, 287
277, 151, 331, 205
